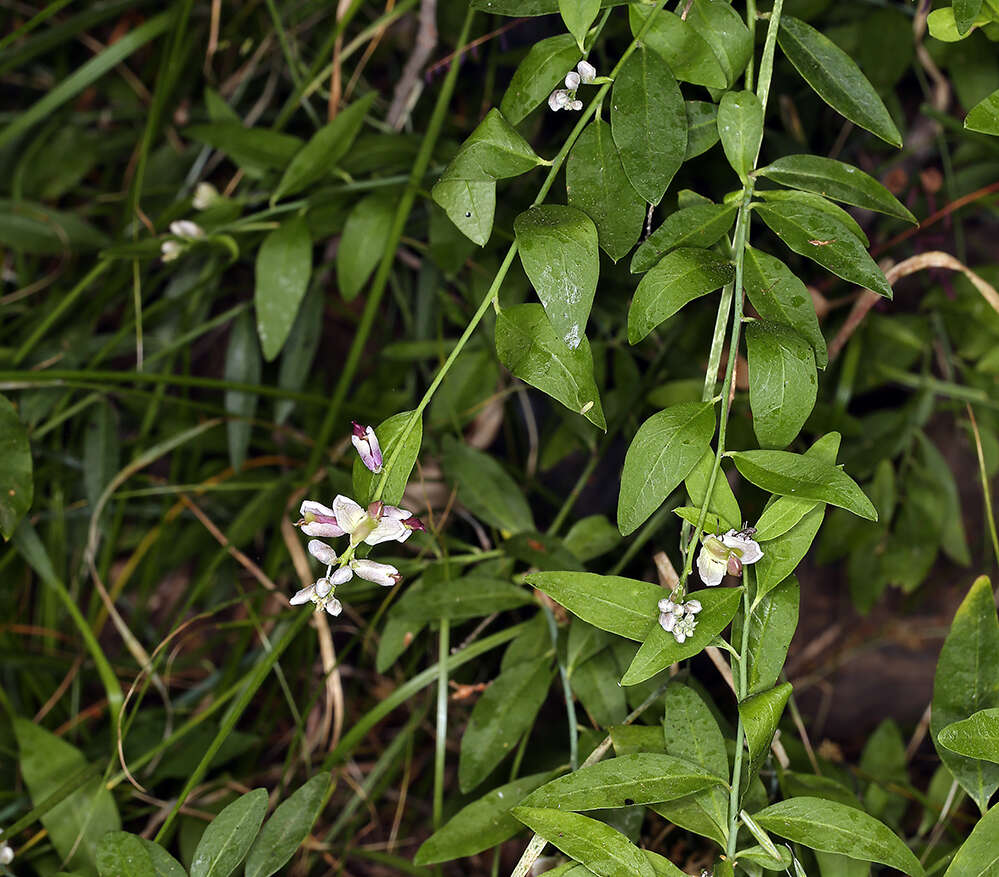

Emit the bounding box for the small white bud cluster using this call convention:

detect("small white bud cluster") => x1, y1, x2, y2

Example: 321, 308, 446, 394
548, 60, 598, 112
160, 220, 205, 262
658, 596, 702, 644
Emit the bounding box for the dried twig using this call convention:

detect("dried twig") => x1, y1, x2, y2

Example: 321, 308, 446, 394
386, 0, 437, 129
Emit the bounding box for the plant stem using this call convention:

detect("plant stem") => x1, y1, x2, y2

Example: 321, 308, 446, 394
304, 7, 475, 478
434, 616, 450, 828
726, 581, 753, 857
543, 603, 579, 770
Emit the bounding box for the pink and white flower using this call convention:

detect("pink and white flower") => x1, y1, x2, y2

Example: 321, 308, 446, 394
351, 422, 383, 473
696, 529, 763, 586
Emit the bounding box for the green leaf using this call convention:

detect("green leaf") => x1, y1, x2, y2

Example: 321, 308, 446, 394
337, 192, 395, 301
757, 188, 869, 246
737, 845, 793, 871
730, 450, 876, 520
141, 840, 185, 877
276, 287, 324, 424
191, 789, 267, 877
512, 807, 656, 877
743, 246, 827, 369
630, 6, 727, 89
754, 504, 823, 600
939, 708, 999, 763
14, 717, 120, 876
392, 574, 533, 624
655, 683, 729, 842
560, 0, 599, 49
496, 304, 605, 429
966, 87, 999, 136
859, 719, 908, 826
526, 571, 662, 641
739, 683, 793, 774
943, 801, 999, 877
738, 577, 800, 696
441, 436, 535, 534
611, 46, 687, 205
431, 178, 495, 247
515, 205, 599, 350
673, 507, 730, 536
446, 109, 545, 181
752, 797, 925, 876
745, 320, 817, 449
567, 119, 645, 262
756, 154, 916, 224
0, 394, 33, 539
521, 752, 724, 810
244, 774, 330, 877
777, 16, 902, 147
414, 771, 557, 865
184, 123, 303, 177
753, 432, 839, 542
753, 201, 892, 298
83, 401, 119, 513
628, 248, 734, 343
685, 101, 721, 159
685, 0, 753, 87
564, 515, 622, 562
254, 214, 312, 361
224, 312, 261, 473
717, 90, 763, 183
617, 402, 717, 535
684, 450, 743, 532
0, 199, 107, 253
620, 587, 743, 685
571, 647, 627, 725
931, 576, 999, 813
956, 0, 986, 33
97, 833, 156, 877
352, 410, 422, 506
272, 93, 373, 201
501, 33, 581, 124
630, 204, 736, 275
459, 656, 553, 792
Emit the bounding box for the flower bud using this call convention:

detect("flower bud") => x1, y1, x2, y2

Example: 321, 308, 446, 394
577, 60, 597, 83
565, 70, 581, 89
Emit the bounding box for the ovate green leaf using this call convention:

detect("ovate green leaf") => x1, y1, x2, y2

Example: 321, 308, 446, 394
966, 87, 999, 136
190, 788, 267, 877
515, 205, 599, 349
630, 6, 727, 88
939, 708, 999, 764
337, 193, 394, 300
617, 402, 716, 535
501, 33, 581, 123
567, 119, 645, 262
631, 204, 736, 275
717, 90, 763, 183
244, 774, 331, 877
628, 248, 734, 343
254, 214, 312, 360
611, 46, 686, 205
496, 303, 605, 429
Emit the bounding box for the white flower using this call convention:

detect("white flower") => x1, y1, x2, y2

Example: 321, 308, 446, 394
576, 60, 597, 83
169, 220, 204, 239
192, 182, 220, 210
351, 421, 383, 472
548, 89, 571, 111
333, 495, 408, 546
673, 613, 697, 643
684, 599, 702, 614
350, 557, 401, 586
0, 836, 12, 865
659, 610, 677, 633
565, 70, 581, 89
568, 99, 583, 111
290, 576, 344, 616
160, 240, 183, 262
298, 500, 346, 538
696, 529, 763, 586
307, 539, 338, 566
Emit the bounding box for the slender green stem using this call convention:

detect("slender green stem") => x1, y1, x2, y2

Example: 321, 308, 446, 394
543, 604, 578, 770
967, 404, 999, 566
305, 7, 475, 477
434, 616, 450, 829
726, 582, 753, 857
375, 0, 671, 501
744, 0, 757, 91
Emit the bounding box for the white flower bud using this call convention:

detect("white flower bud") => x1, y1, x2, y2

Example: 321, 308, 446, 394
659, 611, 677, 633
548, 89, 570, 111
192, 182, 220, 210
160, 240, 182, 262
565, 70, 581, 90
568, 99, 584, 111
577, 60, 597, 83
684, 599, 702, 614
169, 220, 204, 239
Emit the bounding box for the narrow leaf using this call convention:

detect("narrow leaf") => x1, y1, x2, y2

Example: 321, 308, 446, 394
337, 193, 394, 300
717, 90, 763, 183
254, 214, 312, 361
190, 788, 268, 877
631, 205, 736, 275
244, 774, 331, 877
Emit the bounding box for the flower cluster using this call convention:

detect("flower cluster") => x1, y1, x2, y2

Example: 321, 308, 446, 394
548, 60, 597, 112
293, 495, 424, 615
161, 220, 204, 262
658, 597, 702, 643
696, 528, 762, 586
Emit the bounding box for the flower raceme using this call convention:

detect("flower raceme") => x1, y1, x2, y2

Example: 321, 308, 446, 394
696, 529, 763, 587
548, 60, 598, 112
292, 493, 425, 615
